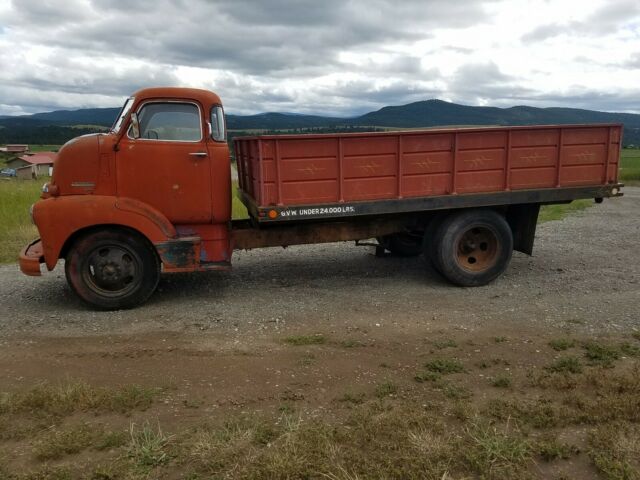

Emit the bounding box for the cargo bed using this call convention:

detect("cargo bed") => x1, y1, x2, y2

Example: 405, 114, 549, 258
234, 124, 623, 223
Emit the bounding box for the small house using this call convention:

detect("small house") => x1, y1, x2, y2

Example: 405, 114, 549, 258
8, 152, 56, 179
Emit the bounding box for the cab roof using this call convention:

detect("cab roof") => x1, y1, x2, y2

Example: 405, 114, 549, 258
131, 87, 223, 107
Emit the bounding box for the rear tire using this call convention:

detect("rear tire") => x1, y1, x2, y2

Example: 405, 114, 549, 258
429, 209, 513, 287
65, 229, 160, 310
377, 232, 423, 257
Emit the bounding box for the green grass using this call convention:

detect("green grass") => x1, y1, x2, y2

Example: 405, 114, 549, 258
545, 356, 583, 374
231, 184, 249, 219
620, 148, 640, 185
127, 421, 171, 467
0, 180, 42, 263
582, 341, 623, 367
492, 375, 512, 388
538, 199, 593, 223
424, 358, 465, 374
548, 338, 575, 351
29, 144, 61, 152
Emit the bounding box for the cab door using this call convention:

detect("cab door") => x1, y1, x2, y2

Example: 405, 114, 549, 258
116, 100, 212, 224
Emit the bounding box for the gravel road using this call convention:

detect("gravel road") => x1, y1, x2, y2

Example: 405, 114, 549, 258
1, 187, 638, 340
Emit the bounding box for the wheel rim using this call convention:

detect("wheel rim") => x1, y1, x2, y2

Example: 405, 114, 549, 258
454, 226, 499, 273
82, 243, 143, 297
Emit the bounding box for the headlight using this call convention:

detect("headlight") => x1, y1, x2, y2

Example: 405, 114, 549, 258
42, 183, 49, 193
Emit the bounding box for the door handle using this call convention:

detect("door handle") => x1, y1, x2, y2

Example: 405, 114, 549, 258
189, 152, 208, 158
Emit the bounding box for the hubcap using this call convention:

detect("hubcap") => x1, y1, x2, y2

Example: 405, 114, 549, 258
455, 226, 499, 272
83, 244, 141, 296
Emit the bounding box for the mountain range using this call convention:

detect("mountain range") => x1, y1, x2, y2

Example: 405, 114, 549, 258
1, 99, 639, 145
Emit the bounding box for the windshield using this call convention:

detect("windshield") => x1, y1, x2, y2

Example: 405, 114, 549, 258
111, 97, 135, 133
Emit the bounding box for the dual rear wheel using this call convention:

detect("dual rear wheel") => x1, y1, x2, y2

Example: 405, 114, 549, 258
380, 209, 513, 287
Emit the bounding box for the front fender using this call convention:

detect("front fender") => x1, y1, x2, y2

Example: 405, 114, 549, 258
33, 195, 177, 270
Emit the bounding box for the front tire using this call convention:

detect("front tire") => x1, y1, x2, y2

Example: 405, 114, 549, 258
429, 209, 513, 287
65, 229, 160, 310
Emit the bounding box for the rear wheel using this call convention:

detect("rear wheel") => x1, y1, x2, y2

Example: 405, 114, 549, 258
377, 232, 423, 257
65, 229, 160, 310
429, 209, 513, 286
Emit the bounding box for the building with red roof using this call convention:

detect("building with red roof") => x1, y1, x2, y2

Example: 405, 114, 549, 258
6, 152, 57, 179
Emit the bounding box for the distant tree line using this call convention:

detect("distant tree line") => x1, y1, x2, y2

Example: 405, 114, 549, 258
0, 125, 103, 145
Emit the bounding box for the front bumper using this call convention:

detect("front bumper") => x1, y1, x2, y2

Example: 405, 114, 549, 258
20, 239, 44, 276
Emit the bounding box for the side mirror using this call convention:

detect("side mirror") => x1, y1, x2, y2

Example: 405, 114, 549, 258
130, 112, 140, 139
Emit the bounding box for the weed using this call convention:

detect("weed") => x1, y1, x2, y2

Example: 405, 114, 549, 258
491, 358, 510, 366
583, 341, 620, 367
548, 338, 575, 351
492, 375, 512, 388
441, 383, 472, 400
620, 342, 640, 357
632, 332, 640, 341
588, 424, 640, 480
0, 380, 157, 417
12, 466, 73, 480
546, 356, 582, 374
433, 339, 457, 349
464, 421, 532, 479
283, 334, 326, 346
337, 392, 366, 405
32, 424, 94, 460
278, 404, 294, 414
493, 336, 507, 343
375, 381, 398, 398
536, 437, 580, 461
486, 398, 561, 429
127, 421, 171, 467
414, 371, 441, 383
425, 358, 465, 374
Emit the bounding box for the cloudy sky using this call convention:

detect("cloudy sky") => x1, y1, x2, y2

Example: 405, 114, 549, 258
0, 0, 639, 117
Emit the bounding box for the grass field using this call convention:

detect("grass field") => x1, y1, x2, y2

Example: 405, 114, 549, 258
1, 148, 636, 264
0, 180, 41, 263
28, 144, 62, 152
621, 148, 640, 185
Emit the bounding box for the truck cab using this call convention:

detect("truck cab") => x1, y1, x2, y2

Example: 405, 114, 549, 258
21, 88, 235, 308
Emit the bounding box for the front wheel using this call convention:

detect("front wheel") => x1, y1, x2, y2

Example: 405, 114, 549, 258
428, 210, 513, 287
65, 229, 160, 310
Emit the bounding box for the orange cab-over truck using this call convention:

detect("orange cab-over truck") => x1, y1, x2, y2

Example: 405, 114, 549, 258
19, 87, 623, 309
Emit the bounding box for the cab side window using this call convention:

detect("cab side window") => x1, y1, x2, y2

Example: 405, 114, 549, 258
130, 102, 202, 142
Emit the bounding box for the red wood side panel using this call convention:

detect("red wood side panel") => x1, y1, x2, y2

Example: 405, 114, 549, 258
234, 124, 622, 208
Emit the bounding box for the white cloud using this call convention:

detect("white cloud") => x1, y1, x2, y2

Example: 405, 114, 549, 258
0, 0, 639, 115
